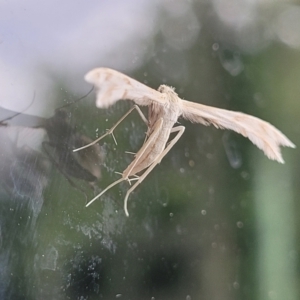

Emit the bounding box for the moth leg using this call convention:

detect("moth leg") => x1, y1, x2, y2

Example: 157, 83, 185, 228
74, 105, 147, 152
124, 125, 185, 216
132, 105, 148, 125
86, 119, 164, 208
125, 151, 136, 155
123, 118, 163, 179
85, 175, 140, 207
157, 125, 186, 163
86, 177, 125, 207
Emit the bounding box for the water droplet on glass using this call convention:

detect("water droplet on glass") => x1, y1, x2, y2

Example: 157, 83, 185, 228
241, 171, 250, 180
212, 43, 219, 51
219, 50, 244, 76
236, 221, 244, 228
222, 132, 242, 169
189, 160, 195, 167
253, 92, 265, 108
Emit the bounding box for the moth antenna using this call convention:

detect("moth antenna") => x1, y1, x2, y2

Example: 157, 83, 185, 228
56, 86, 94, 111
0, 91, 36, 124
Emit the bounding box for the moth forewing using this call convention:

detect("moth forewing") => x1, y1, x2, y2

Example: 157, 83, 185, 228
84, 68, 167, 108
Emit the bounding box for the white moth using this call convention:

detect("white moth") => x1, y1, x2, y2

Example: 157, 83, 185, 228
76, 68, 295, 216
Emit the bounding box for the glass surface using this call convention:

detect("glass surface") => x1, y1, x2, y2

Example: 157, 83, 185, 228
1, 1, 300, 299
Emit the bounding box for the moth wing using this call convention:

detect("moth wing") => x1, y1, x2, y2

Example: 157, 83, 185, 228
84, 68, 167, 108
181, 100, 295, 163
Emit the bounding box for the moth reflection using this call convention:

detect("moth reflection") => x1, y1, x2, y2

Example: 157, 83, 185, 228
0, 103, 104, 201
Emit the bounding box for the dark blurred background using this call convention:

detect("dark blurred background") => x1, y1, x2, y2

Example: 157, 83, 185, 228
1, 0, 300, 299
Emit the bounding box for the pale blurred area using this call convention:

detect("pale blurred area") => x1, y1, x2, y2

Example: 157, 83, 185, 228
1, 0, 300, 112
0, 0, 300, 299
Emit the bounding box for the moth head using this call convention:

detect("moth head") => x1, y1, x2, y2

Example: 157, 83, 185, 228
158, 85, 176, 94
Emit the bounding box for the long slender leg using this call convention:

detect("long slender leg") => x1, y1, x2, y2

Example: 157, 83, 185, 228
85, 174, 142, 207
74, 105, 147, 152
124, 126, 185, 216
132, 105, 148, 125
86, 119, 163, 207
86, 177, 125, 207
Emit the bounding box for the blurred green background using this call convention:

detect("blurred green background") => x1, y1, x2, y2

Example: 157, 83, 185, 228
1, 0, 300, 299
